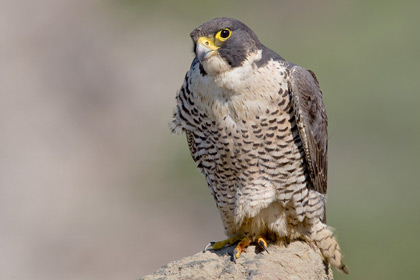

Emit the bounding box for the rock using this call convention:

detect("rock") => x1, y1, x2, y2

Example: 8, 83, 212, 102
140, 241, 334, 280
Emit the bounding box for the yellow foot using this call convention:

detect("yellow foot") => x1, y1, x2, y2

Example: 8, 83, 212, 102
257, 236, 269, 254
204, 236, 269, 262
232, 237, 250, 263
203, 236, 241, 252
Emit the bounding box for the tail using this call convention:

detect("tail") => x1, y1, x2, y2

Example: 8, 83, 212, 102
310, 220, 349, 274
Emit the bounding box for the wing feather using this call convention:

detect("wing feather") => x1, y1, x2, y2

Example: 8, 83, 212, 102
289, 66, 328, 195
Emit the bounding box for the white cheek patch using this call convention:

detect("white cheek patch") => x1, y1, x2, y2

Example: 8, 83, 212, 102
201, 49, 262, 79
215, 50, 263, 92
201, 54, 230, 76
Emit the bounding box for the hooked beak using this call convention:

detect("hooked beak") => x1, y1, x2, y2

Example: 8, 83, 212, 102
195, 37, 218, 62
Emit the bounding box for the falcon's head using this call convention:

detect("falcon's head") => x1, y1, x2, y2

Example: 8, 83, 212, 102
190, 17, 263, 76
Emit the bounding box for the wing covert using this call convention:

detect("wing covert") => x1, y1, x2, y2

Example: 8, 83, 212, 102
289, 66, 328, 194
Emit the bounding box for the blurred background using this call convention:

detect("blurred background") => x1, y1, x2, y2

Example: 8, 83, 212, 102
1, 0, 419, 279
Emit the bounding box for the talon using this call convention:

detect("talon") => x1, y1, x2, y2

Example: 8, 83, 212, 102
231, 250, 237, 263
203, 242, 215, 252
257, 237, 269, 254
233, 237, 250, 261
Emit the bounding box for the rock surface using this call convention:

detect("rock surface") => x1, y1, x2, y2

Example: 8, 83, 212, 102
140, 241, 333, 280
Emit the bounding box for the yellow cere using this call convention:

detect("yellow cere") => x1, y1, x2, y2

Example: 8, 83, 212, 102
197, 36, 218, 50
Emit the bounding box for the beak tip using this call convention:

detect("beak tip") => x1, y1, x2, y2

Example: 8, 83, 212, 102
195, 43, 213, 62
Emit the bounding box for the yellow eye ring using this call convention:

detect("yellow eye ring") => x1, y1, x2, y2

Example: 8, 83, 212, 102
215, 28, 231, 42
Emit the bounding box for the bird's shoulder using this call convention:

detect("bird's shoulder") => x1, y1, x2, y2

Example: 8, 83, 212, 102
255, 45, 286, 68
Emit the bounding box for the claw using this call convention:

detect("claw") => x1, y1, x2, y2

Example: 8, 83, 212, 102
231, 250, 237, 263
257, 237, 269, 254
203, 242, 215, 252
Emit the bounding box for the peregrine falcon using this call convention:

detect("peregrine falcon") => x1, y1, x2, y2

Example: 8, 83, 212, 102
170, 17, 348, 274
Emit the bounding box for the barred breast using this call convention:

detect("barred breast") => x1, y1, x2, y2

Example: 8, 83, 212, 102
171, 58, 324, 238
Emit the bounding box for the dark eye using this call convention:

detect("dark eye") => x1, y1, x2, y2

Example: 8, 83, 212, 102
220, 29, 230, 38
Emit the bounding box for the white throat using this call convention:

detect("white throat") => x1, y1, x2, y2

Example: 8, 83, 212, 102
200, 49, 263, 94
201, 49, 262, 77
